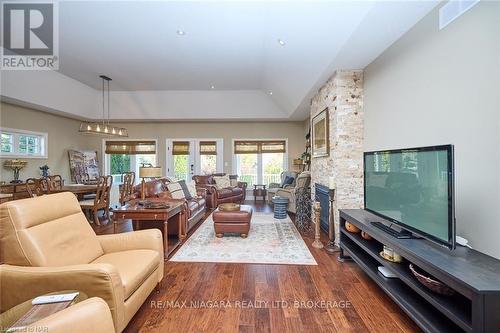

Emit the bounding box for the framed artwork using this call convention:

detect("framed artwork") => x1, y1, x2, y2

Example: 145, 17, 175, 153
68, 150, 100, 182
311, 108, 329, 158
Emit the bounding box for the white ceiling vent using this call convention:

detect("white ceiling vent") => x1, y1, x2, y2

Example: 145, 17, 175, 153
439, 0, 480, 30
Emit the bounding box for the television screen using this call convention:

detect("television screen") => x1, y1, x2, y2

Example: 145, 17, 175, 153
364, 145, 454, 248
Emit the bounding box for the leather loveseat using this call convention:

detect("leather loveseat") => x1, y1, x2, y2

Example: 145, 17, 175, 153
128, 178, 206, 236
0, 192, 164, 332
192, 174, 247, 209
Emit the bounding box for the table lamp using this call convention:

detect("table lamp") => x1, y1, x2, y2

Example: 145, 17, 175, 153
138, 166, 162, 202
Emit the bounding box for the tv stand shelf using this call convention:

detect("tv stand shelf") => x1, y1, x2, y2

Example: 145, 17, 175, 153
339, 209, 500, 333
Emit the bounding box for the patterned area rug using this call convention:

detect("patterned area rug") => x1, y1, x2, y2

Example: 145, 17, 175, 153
170, 212, 317, 265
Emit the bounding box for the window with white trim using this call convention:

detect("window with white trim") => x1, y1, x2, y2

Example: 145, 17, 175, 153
233, 140, 287, 187
0, 128, 48, 158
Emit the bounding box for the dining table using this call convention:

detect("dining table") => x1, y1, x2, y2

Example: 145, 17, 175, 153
52, 184, 98, 200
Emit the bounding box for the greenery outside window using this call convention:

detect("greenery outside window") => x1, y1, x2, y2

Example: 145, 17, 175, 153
0, 128, 47, 158
233, 140, 287, 187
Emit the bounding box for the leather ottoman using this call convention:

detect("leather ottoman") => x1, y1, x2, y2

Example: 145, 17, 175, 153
213, 205, 253, 238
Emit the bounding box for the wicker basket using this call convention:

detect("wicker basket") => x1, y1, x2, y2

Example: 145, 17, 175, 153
409, 264, 455, 296
219, 203, 241, 212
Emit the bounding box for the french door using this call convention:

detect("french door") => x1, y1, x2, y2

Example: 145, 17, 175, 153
166, 139, 223, 181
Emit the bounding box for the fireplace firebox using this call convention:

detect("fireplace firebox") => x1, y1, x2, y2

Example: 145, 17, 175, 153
314, 183, 329, 234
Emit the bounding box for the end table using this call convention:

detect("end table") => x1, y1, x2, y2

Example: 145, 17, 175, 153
253, 184, 267, 203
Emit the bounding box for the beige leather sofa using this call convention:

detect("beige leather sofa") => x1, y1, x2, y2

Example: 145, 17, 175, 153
1, 297, 115, 333
0, 192, 164, 332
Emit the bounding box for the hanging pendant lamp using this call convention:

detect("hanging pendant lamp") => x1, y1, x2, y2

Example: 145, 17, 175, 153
79, 75, 128, 137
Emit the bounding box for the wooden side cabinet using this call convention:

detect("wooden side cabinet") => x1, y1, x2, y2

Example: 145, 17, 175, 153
0, 183, 30, 201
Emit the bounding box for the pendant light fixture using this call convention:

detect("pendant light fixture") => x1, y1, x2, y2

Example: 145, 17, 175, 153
79, 75, 128, 137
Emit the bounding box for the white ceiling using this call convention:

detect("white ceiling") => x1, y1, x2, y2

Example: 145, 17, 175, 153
1, 0, 439, 121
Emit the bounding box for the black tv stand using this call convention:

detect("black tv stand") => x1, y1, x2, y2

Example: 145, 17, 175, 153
370, 221, 414, 239
339, 209, 500, 333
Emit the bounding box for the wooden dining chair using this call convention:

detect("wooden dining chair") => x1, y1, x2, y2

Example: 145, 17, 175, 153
46, 175, 64, 192
79, 175, 113, 225
119, 171, 135, 205
26, 178, 49, 198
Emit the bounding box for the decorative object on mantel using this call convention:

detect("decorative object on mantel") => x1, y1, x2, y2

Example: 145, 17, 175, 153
311, 108, 329, 158
79, 75, 128, 137
39, 164, 50, 177
219, 203, 240, 212
325, 177, 340, 253
3, 159, 27, 183
409, 263, 455, 296
312, 201, 324, 249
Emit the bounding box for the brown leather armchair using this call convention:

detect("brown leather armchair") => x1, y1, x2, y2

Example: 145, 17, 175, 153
1, 297, 115, 333
192, 174, 247, 209
0, 192, 164, 332
128, 178, 207, 236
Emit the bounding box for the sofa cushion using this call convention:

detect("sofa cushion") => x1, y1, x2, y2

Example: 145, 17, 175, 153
187, 200, 199, 214
92, 249, 160, 300
193, 175, 213, 185
281, 176, 295, 187
186, 181, 198, 198
166, 180, 192, 200
217, 188, 234, 199
213, 175, 231, 189
231, 187, 243, 196
0, 192, 104, 267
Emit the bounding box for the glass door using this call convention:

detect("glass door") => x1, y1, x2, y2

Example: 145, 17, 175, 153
166, 139, 223, 181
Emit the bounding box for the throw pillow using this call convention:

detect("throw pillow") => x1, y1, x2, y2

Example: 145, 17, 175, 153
186, 181, 198, 198
213, 175, 231, 189
230, 179, 238, 187
281, 176, 295, 187
167, 180, 192, 200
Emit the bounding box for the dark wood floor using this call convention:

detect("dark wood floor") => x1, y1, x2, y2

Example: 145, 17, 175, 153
92, 203, 421, 333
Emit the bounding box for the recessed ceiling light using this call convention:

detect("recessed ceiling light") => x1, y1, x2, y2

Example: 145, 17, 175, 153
269, 91, 273, 95
177, 30, 186, 36
278, 39, 286, 46
211, 85, 215, 89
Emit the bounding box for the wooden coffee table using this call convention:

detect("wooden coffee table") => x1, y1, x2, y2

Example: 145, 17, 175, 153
112, 200, 185, 259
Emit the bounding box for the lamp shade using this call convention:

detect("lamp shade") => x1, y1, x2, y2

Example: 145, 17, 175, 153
139, 166, 162, 178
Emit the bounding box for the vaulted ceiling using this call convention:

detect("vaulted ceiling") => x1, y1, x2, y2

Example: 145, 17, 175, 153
1, 0, 439, 121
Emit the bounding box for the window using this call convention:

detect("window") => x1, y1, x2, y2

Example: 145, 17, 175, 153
105, 140, 157, 185
234, 140, 287, 187
199, 141, 217, 175
172, 141, 190, 181
0, 128, 47, 158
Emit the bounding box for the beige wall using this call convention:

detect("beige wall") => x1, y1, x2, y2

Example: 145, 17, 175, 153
0, 102, 305, 182
0, 103, 101, 182
364, 2, 500, 258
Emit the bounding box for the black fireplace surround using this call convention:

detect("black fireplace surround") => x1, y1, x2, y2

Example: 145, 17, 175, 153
314, 183, 329, 234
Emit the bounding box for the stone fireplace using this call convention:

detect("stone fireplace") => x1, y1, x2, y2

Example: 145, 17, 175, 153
309, 70, 364, 245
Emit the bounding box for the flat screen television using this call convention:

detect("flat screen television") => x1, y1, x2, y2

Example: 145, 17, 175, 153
364, 145, 455, 249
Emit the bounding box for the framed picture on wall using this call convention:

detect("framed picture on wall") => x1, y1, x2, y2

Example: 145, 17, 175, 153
311, 108, 329, 158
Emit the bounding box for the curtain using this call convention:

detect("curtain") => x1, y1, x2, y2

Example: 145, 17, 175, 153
105, 140, 156, 154
234, 140, 286, 154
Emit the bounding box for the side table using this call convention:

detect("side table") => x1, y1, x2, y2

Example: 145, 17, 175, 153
272, 196, 289, 219
253, 184, 267, 203
1, 290, 87, 331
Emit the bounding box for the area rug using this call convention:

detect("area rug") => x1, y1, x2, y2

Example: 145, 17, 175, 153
170, 212, 317, 265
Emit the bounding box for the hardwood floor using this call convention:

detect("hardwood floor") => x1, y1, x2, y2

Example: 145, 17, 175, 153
92, 203, 421, 333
